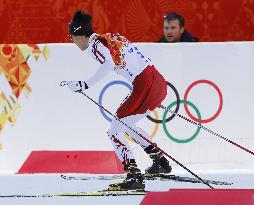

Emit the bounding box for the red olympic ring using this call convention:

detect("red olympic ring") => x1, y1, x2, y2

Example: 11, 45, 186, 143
183, 80, 223, 123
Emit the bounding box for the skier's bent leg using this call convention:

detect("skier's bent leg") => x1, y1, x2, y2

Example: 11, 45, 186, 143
119, 113, 151, 149
107, 119, 144, 191
119, 113, 172, 175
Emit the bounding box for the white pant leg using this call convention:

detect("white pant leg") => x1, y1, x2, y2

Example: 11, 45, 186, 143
107, 119, 134, 163
125, 125, 151, 149
107, 110, 152, 163
120, 111, 151, 149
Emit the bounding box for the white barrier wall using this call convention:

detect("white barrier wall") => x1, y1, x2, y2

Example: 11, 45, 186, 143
0, 42, 254, 173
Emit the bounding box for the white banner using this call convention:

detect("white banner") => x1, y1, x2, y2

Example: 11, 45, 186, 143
0, 42, 254, 173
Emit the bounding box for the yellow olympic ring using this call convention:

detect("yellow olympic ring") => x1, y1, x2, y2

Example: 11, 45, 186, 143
125, 109, 159, 143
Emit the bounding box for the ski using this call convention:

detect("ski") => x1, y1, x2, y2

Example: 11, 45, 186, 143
156, 174, 233, 185
61, 174, 127, 181
61, 174, 233, 186
47, 190, 147, 196
0, 190, 147, 197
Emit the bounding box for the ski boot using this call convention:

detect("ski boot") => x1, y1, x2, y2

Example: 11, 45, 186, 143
144, 144, 172, 175
108, 159, 145, 191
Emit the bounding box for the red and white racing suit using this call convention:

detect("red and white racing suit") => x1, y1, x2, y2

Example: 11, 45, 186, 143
85, 33, 167, 163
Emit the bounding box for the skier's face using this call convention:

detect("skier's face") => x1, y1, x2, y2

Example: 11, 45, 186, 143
71, 35, 89, 51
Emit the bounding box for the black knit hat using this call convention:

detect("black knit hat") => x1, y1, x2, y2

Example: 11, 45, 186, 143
69, 10, 94, 37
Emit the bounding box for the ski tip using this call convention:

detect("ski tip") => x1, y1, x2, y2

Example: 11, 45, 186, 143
60, 175, 70, 180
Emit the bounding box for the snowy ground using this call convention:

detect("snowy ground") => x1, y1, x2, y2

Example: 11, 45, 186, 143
0, 171, 254, 205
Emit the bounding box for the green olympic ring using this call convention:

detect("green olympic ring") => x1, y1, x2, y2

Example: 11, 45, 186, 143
162, 100, 202, 143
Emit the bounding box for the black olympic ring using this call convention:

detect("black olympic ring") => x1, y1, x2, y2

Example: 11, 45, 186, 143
146, 81, 180, 124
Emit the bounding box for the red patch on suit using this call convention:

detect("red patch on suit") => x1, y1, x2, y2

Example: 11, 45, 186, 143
116, 65, 167, 118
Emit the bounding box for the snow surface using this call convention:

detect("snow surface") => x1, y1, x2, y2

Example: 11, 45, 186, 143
0, 171, 254, 205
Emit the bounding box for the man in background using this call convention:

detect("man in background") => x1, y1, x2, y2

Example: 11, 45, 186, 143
158, 12, 198, 43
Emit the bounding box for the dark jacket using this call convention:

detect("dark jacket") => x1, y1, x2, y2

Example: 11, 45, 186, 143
158, 30, 199, 42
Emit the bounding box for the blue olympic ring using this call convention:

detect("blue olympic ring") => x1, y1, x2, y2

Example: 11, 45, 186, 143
98, 80, 132, 122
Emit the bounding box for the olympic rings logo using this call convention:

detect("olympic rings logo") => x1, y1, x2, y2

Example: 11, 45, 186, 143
98, 79, 223, 143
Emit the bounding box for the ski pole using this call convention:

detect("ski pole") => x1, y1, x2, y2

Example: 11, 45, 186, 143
159, 105, 254, 157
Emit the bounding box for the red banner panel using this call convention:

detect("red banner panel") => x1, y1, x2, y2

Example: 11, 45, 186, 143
141, 189, 254, 205
18, 151, 125, 174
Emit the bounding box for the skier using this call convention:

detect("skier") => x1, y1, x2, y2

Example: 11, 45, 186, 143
67, 10, 171, 191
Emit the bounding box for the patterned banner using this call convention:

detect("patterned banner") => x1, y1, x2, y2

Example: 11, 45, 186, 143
0, 0, 253, 43
0, 44, 50, 151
